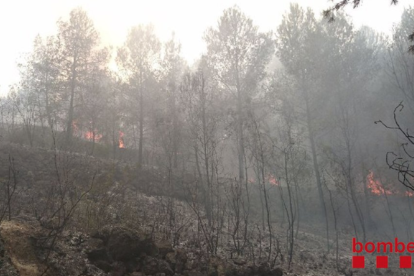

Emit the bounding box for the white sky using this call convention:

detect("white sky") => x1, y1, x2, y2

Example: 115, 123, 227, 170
0, 0, 411, 96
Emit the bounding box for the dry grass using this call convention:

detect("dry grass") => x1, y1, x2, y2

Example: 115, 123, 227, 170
0, 220, 52, 276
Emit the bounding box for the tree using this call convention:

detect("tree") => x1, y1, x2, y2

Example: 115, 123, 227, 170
27, 35, 62, 132
386, 7, 414, 111
204, 5, 273, 187
57, 8, 103, 145
180, 57, 222, 226
370, 8, 414, 221
277, 4, 330, 247
376, 102, 414, 191
375, 8, 414, 192
324, 0, 397, 15
323, 0, 414, 52
180, 60, 226, 255
9, 34, 64, 147
117, 24, 161, 167
8, 85, 39, 147
321, 12, 380, 243
267, 71, 312, 267
158, 34, 185, 168
0, 155, 19, 222
104, 73, 125, 159
81, 49, 111, 154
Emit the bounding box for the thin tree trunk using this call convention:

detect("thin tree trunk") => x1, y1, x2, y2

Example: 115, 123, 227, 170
303, 88, 329, 250
66, 57, 77, 146
236, 57, 245, 185
138, 84, 144, 168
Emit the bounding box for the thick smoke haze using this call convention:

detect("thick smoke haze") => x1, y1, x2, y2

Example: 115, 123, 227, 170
0, 0, 409, 96
1, 1, 414, 275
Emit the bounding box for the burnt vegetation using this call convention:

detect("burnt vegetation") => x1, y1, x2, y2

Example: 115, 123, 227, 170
0, 2, 414, 276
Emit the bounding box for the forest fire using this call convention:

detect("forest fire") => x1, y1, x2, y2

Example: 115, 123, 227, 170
2, 4, 414, 275
119, 131, 125, 148
71, 121, 102, 141
405, 190, 414, 197
365, 170, 414, 197
268, 174, 279, 186
367, 171, 392, 196
71, 121, 124, 147
84, 130, 102, 142
247, 175, 279, 186
72, 121, 79, 136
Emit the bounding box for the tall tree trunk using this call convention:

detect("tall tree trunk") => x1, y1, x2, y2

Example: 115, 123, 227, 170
66, 57, 77, 146
44, 73, 54, 131
200, 77, 212, 225
361, 165, 372, 228
24, 121, 33, 147
236, 63, 245, 185
171, 85, 179, 169
303, 87, 329, 250
138, 84, 144, 168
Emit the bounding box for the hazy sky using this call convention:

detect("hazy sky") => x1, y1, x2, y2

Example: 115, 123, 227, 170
0, 0, 410, 96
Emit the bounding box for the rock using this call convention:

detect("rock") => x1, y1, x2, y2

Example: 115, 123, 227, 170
110, 261, 127, 276
186, 271, 204, 276
0, 239, 4, 257
95, 225, 157, 262
142, 256, 174, 276
208, 256, 226, 276
0, 237, 18, 276
69, 233, 84, 246
185, 259, 195, 271
165, 252, 175, 264
165, 249, 187, 273
125, 257, 141, 272
155, 240, 174, 258
85, 237, 105, 250
94, 260, 112, 272
254, 265, 283, 276
87, 248, 110, 263
0, 221, 51, 276
233, 257, 246, 266
270, 267, 283, 276
225, 265, 283, 276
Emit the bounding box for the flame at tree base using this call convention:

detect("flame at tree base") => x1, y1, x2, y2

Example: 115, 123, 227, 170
268, 174, 279, 186
119, 131, 125, 148
85, 131, 102, 142
367, 170, 414, 197
367, 171, 392, 196
405, 190, 414, 197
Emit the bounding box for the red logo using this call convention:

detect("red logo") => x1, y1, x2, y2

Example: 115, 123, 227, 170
352, 238, 413, 269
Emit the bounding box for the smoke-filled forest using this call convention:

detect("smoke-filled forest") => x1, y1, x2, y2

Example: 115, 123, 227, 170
1, 1, 414, 275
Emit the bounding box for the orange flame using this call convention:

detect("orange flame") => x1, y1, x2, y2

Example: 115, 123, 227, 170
367, 171, 392, 196
119, 131, 125, 148
405, 190, 414, 197
72, 120, 79, 136
268, 174, 279, 186
84, 130, 102, 142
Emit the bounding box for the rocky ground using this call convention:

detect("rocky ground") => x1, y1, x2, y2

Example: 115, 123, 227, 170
0, 229, 19, 276
0, 142, 413, 275
0, 219, 285, 276
2, 217, 410, 276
